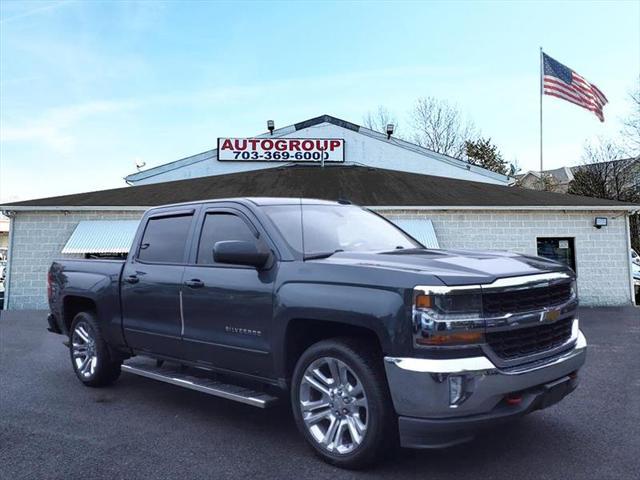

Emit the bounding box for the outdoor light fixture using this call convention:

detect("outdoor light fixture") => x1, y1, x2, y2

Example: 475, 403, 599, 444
386, 123, 395, 139
594, 217, 608, 229
267, 120, 275, 135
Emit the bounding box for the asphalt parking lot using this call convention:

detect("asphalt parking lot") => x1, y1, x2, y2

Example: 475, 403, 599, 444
1, 308, 639, 480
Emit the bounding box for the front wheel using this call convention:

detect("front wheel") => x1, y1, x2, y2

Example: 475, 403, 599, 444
291, 338, 396, 469
69, 311, 121, 387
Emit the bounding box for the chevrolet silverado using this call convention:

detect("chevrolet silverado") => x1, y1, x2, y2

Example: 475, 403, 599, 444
47, 198, 587, 468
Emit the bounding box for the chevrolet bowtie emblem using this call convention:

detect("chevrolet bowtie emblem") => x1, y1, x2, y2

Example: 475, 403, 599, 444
541, 309, 561, 322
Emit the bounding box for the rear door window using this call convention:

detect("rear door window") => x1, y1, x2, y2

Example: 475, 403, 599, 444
137, 214, 193, 264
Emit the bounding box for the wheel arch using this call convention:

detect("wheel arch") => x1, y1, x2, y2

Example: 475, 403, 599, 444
273, 282, 405, 383
62, 295, 98, 334
282, 318, 386, 383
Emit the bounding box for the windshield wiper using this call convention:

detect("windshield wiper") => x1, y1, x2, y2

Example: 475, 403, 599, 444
304, 249, 344, 260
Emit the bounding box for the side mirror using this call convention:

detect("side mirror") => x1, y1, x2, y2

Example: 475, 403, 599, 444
213, 241, 270, 268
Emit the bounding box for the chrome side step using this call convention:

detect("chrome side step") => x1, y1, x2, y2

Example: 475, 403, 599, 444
121, 358, 279, 408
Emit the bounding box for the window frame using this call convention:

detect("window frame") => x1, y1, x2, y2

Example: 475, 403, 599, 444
261, 204, 423, 257
535, 236, 577, 273
133, 208, 197, 266
190, 206, 276, 269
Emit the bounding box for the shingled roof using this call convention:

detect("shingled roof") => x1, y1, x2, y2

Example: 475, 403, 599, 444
3, 164, 637, 210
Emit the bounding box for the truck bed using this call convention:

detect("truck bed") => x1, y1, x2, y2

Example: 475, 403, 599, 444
48, 258, 126, 342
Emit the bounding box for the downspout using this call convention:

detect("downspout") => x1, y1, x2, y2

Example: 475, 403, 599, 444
624, 213, 636, 306
2, 211, 16, 310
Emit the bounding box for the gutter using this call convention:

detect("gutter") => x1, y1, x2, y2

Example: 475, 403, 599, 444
0, 204, 636, 213
3, 213, 15, 310
624, 214, 636, 305
1, 206, 149, 212
370, 205, 638, 212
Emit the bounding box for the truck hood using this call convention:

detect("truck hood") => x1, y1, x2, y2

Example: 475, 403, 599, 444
313, 249, 572, 286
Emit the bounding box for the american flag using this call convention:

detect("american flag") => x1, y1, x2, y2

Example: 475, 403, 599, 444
542, 53, 608, 122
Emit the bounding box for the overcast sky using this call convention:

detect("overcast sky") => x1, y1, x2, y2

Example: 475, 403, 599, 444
1, 0, 638, 203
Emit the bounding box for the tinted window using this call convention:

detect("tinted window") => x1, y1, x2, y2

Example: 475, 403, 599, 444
197, 213, 257, 264
137, 214, 193, 263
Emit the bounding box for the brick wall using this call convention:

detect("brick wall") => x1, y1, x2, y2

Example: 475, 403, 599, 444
5, 211, 143, 310
5, 208, 633, 309
379, 209, 633, 306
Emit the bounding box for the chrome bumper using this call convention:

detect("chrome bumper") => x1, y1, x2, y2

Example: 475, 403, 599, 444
384, 329, 587, 419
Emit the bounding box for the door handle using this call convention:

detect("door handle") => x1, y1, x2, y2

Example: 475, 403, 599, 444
184, 279, 204, 288
124, 275, 139, 284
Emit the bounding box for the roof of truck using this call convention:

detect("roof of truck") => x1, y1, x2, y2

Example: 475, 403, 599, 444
143, 197, 342, 211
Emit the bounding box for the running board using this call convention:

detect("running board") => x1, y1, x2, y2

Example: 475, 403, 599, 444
121, 358, 278, 408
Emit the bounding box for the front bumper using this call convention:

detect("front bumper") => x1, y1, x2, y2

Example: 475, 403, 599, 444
384, 329, 587, 448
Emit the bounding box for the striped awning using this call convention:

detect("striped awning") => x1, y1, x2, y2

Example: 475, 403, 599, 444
385, 217, 440, 249
62, 220, 140, 254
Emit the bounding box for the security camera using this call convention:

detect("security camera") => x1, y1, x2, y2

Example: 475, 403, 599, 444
386, 123, 395, 139
134, 158, 146, 171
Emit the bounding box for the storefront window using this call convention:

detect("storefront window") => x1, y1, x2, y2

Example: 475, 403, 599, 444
536, 237, 576, 272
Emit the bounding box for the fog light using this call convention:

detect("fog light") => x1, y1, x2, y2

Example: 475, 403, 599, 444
449, 376, 463, 406
505, 393, 523, 406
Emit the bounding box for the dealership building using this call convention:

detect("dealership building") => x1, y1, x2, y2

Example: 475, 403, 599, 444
1, 114, 637, 310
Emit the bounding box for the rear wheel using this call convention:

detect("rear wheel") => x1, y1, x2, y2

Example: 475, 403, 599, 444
69, 311, 121, 387
291, 338, 396, 469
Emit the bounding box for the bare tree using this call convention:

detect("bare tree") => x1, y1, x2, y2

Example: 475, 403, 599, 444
508, 157, 522, 177
409, 97, 477, 158
569, 138, 639, 250
569, 139, 638, 202
363, 106, 399, 135
621, 79, 640, 154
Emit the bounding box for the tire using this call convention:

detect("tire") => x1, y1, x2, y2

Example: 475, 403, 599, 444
69, 311, 121, 387
291, 337, 396, 469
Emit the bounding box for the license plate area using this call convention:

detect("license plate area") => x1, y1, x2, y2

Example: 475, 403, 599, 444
539, 375, 573, 409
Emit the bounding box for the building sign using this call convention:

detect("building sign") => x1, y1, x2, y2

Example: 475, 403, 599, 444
217, 138, 345, 162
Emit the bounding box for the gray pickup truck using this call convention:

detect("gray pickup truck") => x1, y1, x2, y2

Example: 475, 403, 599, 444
47, 197, 587, 468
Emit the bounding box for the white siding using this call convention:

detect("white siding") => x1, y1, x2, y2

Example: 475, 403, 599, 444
129, 122, 508, 186
4, 208, 633, 309
5, 211, 143, 310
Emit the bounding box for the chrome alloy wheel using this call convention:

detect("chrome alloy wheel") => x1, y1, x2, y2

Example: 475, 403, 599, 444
71, 322, 98, 379
299, 357, 369, 455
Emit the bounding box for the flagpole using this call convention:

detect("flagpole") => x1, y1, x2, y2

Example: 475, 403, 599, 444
539, 46, 544, 189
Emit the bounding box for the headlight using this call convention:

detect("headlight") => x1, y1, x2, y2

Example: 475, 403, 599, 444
414, 292, 482, 320
413, 290, 484, 347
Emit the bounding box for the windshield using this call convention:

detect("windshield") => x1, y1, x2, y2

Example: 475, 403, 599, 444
262, 204, 422, 257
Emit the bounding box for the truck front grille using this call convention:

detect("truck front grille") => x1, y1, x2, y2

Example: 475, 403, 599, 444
486, 317, 573, 360
482, 282, 572, 316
